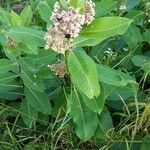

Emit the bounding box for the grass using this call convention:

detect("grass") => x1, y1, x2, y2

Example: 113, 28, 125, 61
0, 0, 150, 149
0, 94, 149, 149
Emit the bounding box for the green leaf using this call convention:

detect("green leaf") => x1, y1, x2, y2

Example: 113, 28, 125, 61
0, 77, 24, 100
0, 59, 16, 73
141, 134, 150, 150
0, 81, 22, 92
13, 43, 38, 55
132, 55, 150, 74
7, 26, 45, 47
0, 7, 11, 28
24, 86, 51, 114
0, 78, 24, 100
104, 83, 138, 100
143, 30, 150, 44
104, 83, 139, 110
96, 107, 113, 140
59, 0, 68, 10
0, 88, 24, 101
125, 10, 144, 26
68, 90, 98, 141
70, 0, 85, 9
20, 5, 33, 26
73, 36, 106, 47
95, 0, 117, 17
19, 57, 37, 73
37, 113, 49, 126
46, 0, 56, 9
67, 50, 100, 99
5, 44, 21, 57
123, 25, 143, 48
19, 57, 44, 92
21, 99, 38, 127
81, 17, 132, 39
143, 62, 150, 74
0, 72, 18, 83
27, 50, 57, 66
20, 69, 44, 92
125, 0, 140, 10
132, 55, 150, 68
10, 10, 22, 26
81, 83, 105, 114
0, 33, 6, 45
97, 64, 137, 87
38, 1, 52, 24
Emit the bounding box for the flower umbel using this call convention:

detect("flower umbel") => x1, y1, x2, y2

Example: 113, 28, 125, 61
48, 60, 67, 78
84, 0, 95, 25
52, 2, 85, 38
44, 28, 71, 54
44, 0, 95, 54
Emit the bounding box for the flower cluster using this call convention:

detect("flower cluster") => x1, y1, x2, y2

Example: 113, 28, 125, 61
47, 60, 67, 78
52, 2, 85, 38
44, 28, 70, 54
44, 0, 95, 54
84, 0, 95, 25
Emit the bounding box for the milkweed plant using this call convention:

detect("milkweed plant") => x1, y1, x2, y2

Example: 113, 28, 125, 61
0, 0, 149, 147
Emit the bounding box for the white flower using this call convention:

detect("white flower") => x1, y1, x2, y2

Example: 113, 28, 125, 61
51, 2, 85, 38
44, 1, 96, 54
44, 28, 71, 54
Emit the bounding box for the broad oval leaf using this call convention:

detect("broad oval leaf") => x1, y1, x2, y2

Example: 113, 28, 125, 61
0, 81, 22, 92
7, 26, 45, 47
0, 59, 16, 73
125, 0, 140, 10
20, 69, 44, 93
20, 5, 33, 27
96, 107, 113, 140
143, 30, 150, 44
104, 83, 139, 110
21, 99, 38, 128
73, 36, 106, 47
97, 64, 137, 87
24, 86, 51, 114
95, 0, 117, 17
0, 7, 11, 28
38, 1, 52, 24
68, 50, 100, 99
123, 25, 143, 48
132, 55, 150, 68
10, 10, 22, 26
70, 0, 85, 9
81, 17, 132, 39
59, 0, 68, 10
0, 80, 24, 100
68, 90, 98, 141
81, 83, 105, 114
0, 72, 18, 83
0, 88, 24, 101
